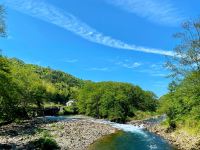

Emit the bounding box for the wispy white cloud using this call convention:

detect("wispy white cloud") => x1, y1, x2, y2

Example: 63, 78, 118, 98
116, 61, 142, 69
88, 67, 110, 71
63, 59, 78, 63
151, 73, 167, 77
25, 60, 41, 65
137, 69, 167, 77
138, 62, 169, 77
153, 81, 168, 88
113, 58, 168, 76
6, 0, 174, 56
106, 0, 185, 26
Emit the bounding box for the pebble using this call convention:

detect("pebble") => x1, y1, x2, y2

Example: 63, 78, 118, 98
0, 118, 116, 150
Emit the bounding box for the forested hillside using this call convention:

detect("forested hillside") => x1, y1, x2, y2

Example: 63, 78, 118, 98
0, 55, 158, 122
10, 58, 83, 104
0, 56, 83, 121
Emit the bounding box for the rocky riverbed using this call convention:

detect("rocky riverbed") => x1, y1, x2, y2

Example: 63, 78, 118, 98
2, 115, 199, 150
0, 117, 117, 150
128, 116, 200, 150
148, 125, 200, 150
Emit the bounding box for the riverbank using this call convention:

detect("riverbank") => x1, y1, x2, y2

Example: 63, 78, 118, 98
2, 115, 198, 150
128, 117, 200, 150
148, 125, 200, 150
0, 116, 117, 150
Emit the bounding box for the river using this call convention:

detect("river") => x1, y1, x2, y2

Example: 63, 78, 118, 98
43, 115, 176, 150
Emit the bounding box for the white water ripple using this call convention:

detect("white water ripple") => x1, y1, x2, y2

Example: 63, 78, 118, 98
91, 119, 148, 136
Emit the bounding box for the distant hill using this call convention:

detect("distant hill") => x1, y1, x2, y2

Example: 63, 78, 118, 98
10, 58, 83, 87
0, 55, 157, 122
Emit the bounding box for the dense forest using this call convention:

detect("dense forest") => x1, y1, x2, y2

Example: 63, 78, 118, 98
77, 81, 157, 122
0, 56, 158, 122
0, 56, 83, 121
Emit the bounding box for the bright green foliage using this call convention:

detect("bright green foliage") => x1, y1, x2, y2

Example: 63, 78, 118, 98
0, 56, 157, 122
159, 71, 200, 130
63, 104, 78, 114
31, 131, 60, 150
161, 18, 200, 131
31, 137, 60, 150
77, 82, 157, 122
0, 56, 83, 121
130, 110, 158, 120
10, 58, 82, 103
0, 56, 21, 121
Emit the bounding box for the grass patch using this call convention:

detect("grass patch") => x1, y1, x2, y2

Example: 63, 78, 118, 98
31, 137, 60, 150
50, 123, 56, 128
176, 119, 200, 135
30, 128, 60, 150
63, 105, 77, 115
43, 102, 63, 108
129, 111, 158, 120
160, 117, 200, 135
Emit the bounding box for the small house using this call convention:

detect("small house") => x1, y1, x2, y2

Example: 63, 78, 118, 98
66, 100, 75, 107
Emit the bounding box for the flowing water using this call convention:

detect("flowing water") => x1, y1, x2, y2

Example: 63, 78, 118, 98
88, 119, 175, 150
88, 131, 175, 150
42, 115, 176, 150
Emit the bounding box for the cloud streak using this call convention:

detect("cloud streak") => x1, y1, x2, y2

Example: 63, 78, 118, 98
6, 0, 174, 56
63, 59, 78, 63
87, 67, 110, 71
113, 58, 168, 77
106, 0, 184, 26
116, 61, 142, 69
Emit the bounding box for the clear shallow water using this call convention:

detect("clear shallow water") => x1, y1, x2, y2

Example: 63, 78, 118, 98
88, 130, 175, 150
41, 115, 175, 150
38, 115, 91, 122
89, 119, 175, 150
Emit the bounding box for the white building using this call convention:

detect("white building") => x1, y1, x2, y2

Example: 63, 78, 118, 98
66, 100, 74, 107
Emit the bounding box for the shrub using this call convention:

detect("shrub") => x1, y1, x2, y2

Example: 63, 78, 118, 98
31, 137, 60, 150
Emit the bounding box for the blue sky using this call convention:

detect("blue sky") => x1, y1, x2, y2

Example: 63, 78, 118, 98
0, 0, 199, 96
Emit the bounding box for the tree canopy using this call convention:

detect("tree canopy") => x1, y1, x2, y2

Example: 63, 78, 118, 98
165, 19, 200, 78
77, 82, 157, 122
0, 56, 157, 122
0, 56, 83, 121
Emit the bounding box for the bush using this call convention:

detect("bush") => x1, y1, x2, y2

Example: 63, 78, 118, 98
63, 105, 77, 115
130, 110, 158, 120
31, 137, 60, 150
77, 82, 157, 122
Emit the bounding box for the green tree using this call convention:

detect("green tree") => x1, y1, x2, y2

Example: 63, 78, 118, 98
77, 81, 157, 123
165, 19, 200, 78
161, 18, 200, 130
0, 56, 21, 121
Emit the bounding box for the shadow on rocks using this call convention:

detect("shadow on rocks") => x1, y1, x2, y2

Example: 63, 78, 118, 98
0, 118, 57, 137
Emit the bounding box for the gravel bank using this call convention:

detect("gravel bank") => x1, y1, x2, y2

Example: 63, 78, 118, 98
0, 117, 117, 150
148, 125, 200, 150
